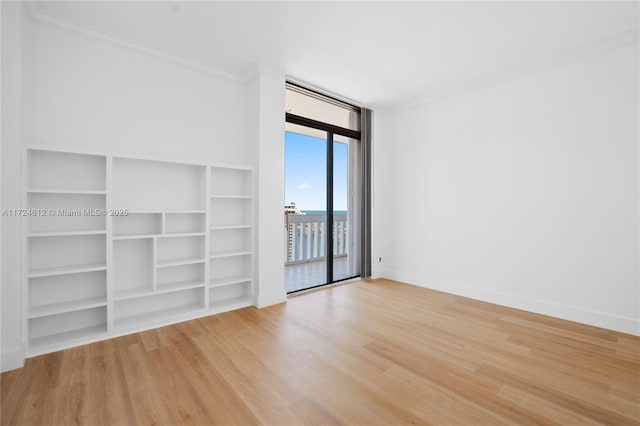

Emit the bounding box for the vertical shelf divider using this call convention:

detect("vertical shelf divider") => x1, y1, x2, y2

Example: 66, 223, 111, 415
21, 148, 29, 353
152, 237, 158, 292
106, 156, 114, 332
204, 167, 212, 309
250, 170, 256, 304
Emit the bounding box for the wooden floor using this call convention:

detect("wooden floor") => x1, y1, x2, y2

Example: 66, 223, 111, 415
2, 279, 639, 425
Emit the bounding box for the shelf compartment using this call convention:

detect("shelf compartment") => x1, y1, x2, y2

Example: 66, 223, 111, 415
115, 281, 204, 301
28, 150, 106, 192
156, 280, 205, 294
29, 270, 106, 314
209, 275, 251, 288
114, 287, 153, 301
30, 324, 108, 354
113, 239, 153, 296
28, 193, 106, 233
112, 158, 206, 211
165, 212, 205, 234
210, 227, 251, 257
156, 236, 205, 266
210, 198, 252, 227
210, 167, 252, 197
28, 297, 107, 319
28, 234, 106, 276
210, 296, 252, 312
210, 255, 252, 284
114, 288, 204, 330
157, 263, 204, 291
113, 212, 161, 237
29, 307, 107, 351
210, 281, 252, 311
115, 304, 203, 332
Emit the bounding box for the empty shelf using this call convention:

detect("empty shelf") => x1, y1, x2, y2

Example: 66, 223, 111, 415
210, 195, 253, 199
156, 257, 206, 268
28, 263, 107, 278
28, 297, 107, 319
27, 189, 106, 195
210, 225, 252, 230
114, 287, 154, 301
29, 324, 107, 352
209, 296, 252, 312
114, 303, 203, 331
209, 251, 252, 259
113, 233, 159, 240
209, 275, 252, 288
156, 280, 205, 294
28, 230, 107, 238
160, 232, 206, 238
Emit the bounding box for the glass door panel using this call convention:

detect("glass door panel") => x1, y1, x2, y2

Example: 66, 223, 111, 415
333, 134, 361, 282
333, 138, 349, 281
284, 123, 327, 292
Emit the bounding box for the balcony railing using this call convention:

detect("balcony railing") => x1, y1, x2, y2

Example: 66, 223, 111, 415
284, 214, 347, 265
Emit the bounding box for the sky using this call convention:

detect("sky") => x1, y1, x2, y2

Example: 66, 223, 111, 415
285, 131, 348, 211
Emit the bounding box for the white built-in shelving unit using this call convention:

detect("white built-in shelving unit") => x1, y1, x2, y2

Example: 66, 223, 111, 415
23, 146, 254, 356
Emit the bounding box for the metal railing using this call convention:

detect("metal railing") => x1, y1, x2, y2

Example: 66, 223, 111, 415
284, 214, 347, 265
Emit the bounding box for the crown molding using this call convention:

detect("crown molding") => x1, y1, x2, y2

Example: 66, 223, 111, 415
241, 63, 285, 84
259, 63, 286, 82
240, 64, 261, 83
24, 2, 243, 83
384, 27, 640, 113
22, 2, 639, 110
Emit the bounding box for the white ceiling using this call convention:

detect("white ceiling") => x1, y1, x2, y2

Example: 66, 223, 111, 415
34, 1, 639, 108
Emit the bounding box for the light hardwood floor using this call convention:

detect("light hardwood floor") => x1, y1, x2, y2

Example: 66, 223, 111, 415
2, 279, 639, 425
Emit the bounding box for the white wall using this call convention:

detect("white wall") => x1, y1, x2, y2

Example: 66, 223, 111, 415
374, 43, 639, 335
22, 16, 246, 163
244, 65, 287, 309
1, 1, 25, 372
1, 7, 272, 371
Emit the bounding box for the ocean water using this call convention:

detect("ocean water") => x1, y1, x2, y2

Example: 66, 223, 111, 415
302, 210, 348, 215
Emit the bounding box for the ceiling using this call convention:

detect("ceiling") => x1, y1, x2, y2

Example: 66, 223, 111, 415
34, 1, 639, 108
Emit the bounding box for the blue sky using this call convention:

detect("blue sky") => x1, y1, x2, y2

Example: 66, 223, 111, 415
285, 131, 348, 211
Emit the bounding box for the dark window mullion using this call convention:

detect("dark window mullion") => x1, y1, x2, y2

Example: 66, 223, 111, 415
286, 113, 361, 140
326, 132, 334, 284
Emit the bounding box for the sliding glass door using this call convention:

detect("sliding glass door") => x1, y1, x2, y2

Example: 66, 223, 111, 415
284, 126, 360, 293
284, 83, 363, 293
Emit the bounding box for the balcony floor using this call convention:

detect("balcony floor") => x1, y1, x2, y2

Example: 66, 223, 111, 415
285, 256, 353, 293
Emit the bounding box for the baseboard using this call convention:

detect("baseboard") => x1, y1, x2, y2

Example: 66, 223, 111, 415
254, 289, 287, 309
380, 269, 640, 336
1, 347, 24, 372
